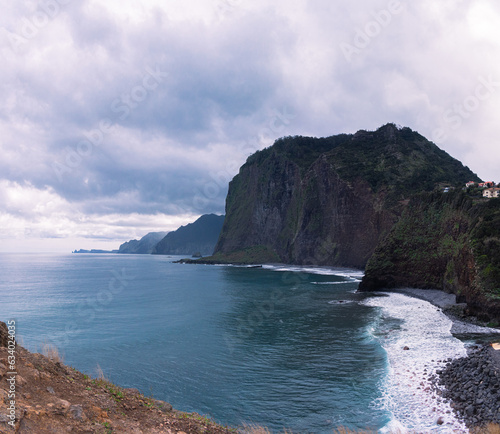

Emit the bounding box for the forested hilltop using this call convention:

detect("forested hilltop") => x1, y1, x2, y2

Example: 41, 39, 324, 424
209, 124, 480, 268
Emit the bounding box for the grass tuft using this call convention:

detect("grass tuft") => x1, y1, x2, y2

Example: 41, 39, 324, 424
95, 363, 106, 381
41, 342, 63, 363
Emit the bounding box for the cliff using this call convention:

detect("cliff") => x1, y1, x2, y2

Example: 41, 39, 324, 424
359, 190, 500, 322
152, 214, 225, 256
118, 232, 168, 254
212, 124, 480, 268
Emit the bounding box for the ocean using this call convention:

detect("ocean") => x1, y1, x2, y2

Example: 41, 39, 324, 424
0, 253, 470, 432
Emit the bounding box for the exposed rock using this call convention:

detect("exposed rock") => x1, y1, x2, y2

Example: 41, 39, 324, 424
68, 404, 86, 421
0, 363, 7, 379
125, 387, 141, 396
437, 345, 500, 428
155, 400, 173, 412
0, 322, 8, 348
51, 398, 71, 415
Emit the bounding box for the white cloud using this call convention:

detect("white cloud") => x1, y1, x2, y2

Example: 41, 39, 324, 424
0, 180, 198, 251
1, 0, 500, 251
467, 1, 500, 42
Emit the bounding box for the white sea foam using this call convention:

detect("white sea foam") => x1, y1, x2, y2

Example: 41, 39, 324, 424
215, 262, 365, 281
261, 264, 364, 280
364, 293, 469, 433
327, 300, 356, 305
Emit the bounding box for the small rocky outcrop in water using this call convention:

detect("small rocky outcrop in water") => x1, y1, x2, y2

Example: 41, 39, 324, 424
436, 345, 500, 428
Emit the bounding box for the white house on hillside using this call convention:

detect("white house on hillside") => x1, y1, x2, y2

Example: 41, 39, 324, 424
483, 188, 500, 198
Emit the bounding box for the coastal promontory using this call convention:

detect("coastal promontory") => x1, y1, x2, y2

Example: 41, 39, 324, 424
211, 124, 480, 268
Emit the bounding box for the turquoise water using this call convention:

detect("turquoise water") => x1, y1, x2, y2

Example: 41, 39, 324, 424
0, 253, 467, 432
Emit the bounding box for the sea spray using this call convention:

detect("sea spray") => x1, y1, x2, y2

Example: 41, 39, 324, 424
364, 293, 469, 432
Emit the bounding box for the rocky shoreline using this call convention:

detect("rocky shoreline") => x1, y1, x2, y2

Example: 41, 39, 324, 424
387, 288, 500, 430
391, 288, 500, 335
436, 345, 500, 429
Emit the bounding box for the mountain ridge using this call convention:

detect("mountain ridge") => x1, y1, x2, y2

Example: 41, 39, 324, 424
118, 231, 168, 254
152, 214, 225, 256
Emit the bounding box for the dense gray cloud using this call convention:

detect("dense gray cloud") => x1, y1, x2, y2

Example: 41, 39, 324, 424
1, 0, 499, 251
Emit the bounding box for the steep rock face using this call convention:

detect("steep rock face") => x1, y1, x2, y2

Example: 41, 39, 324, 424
152, 214, 225, 256
214, 124, 480, 268
360, 192, 474, 291
287, 157, 395, 267
359, 191, 500, 322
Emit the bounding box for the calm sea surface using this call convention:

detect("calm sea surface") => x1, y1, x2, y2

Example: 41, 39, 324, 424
0, 253, 469, 432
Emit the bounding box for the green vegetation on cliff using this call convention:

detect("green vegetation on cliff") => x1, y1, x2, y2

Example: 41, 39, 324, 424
211, 124, 480, 267
360, 191, 500, 321
471, 198, 500, 299
247, 126, 477, 204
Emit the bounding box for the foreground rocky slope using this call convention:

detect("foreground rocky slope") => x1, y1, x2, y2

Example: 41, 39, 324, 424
212, 124, 479, 268
0, 322, 233, 434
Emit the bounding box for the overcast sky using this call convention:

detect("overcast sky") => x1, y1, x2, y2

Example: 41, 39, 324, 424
1, 0, 499, 252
